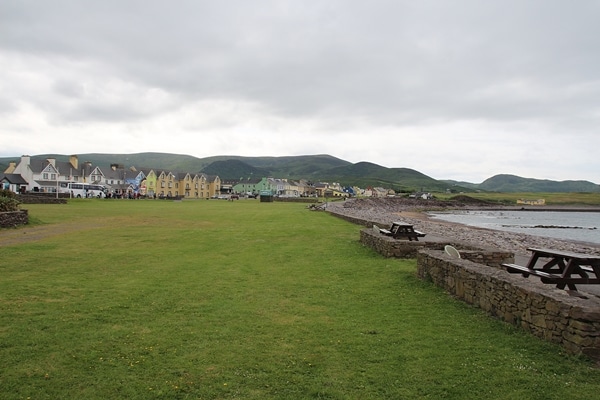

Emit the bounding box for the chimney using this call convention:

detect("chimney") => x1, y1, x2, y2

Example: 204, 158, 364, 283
69, 155, 78, 170
84, 161, 92, 175
4, 161, 16, 173
21, 155, 31, 166
46, 158, 56, 167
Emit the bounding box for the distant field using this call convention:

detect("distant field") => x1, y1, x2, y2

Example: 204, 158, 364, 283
436, 192, 600, 206
1, 199, 599, 399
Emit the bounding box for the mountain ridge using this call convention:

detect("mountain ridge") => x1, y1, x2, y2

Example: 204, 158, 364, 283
1, 153, 598, 193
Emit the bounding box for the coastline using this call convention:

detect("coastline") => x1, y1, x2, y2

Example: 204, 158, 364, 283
326, 198, 600, 257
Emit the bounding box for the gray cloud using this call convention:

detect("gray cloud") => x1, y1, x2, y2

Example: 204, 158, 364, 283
0, 0, 599, 182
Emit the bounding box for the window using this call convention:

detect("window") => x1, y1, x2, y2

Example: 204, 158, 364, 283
43, 173, 48, 179
50, 174, 56, 180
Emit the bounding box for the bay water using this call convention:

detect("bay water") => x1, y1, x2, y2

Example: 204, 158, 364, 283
427, 210, 600, 245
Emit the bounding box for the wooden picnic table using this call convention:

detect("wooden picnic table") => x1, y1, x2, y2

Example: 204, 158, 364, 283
380, 222, 426, 241
502, 247, 600, 291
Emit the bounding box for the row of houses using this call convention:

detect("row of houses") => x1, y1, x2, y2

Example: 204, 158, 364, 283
1, 155, 222, 199
1, 155, 397, 199
229, 178, 394, 198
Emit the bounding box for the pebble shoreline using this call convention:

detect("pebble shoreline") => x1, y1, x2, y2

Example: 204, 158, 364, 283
325, 198, 600, 258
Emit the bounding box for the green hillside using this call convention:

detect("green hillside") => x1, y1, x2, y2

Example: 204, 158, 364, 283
200, 159, 270, 180
2, 153, 598, 193
214, 154, 351, 178
478, 174, 600, 193
198, 159, 450, 192
317, 162, 450, 192
441, 180, 482, 191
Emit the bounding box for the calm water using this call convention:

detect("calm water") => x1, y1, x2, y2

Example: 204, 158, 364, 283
427, 210, 600, 245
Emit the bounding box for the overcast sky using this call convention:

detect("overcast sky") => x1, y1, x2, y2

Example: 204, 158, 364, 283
1, 1, 599, 183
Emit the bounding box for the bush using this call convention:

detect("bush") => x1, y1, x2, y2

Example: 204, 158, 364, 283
0, 189, 16, 198
0, 189, 20, 212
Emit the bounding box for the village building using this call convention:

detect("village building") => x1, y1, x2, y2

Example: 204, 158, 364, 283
2, 154, 399, 200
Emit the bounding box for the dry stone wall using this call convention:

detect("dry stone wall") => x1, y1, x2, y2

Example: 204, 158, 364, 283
360, 228, 427, 258
359, 228, 513, 266
417, 250, 600, 362
458, 249, 514, 268
0, 210, 28, 228
18, 194, 68, 204
330, 203, 600, 362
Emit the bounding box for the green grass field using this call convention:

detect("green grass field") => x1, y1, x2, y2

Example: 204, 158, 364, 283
1, 199, 599, 399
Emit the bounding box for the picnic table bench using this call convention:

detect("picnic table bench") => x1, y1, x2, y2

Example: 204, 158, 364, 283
380, 222, 426, 241
502, 247, 600, 291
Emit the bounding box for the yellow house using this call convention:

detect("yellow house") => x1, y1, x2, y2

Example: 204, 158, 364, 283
156, 171, 178, 198
152, 171, 218, 199
181, 173, 210, 199
197, 173, 209, 199
178, 172, 211, 199
141, 169, 157, 198
177, 172, 192, 198
206, 175, 221, 198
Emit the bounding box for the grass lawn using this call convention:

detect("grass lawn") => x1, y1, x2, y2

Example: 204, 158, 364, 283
1, 199, 599, 399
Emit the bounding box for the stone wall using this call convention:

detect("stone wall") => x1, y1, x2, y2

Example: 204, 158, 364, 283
18, 194, 68, 204
0, 210, 28, 228
360, 228, 428, 258
327, 209, 374, 227
417, 249, 600, 362
331, 205, 599, 361
359, 227, 514, 266
458, 249, 514, 268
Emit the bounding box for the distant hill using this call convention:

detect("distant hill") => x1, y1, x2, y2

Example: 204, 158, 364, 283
440, 180, 482, 191
2, 153, 598, 193
203, 154, 351, 178
200, 159, 270, 180
477, 174, 600, 193
316, 161, 451, 192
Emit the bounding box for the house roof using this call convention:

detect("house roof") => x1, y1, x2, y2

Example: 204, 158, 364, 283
233, 178, 262, 185
35, 180, 63, 186
0, 173, 28, 184
28, 157, 78, 175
